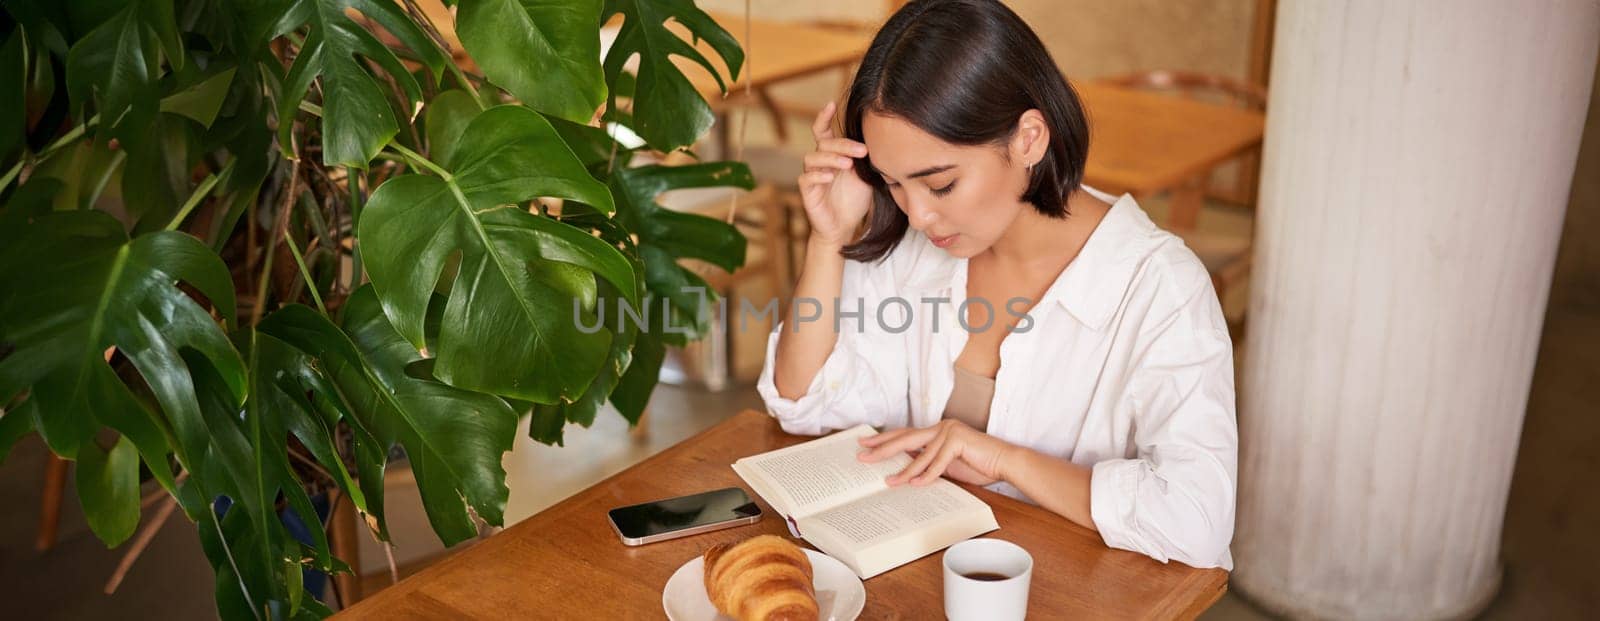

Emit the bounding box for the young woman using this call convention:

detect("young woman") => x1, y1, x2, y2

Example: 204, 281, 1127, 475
755, 0, 1238, 569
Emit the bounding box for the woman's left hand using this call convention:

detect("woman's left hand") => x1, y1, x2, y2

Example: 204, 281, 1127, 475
857, 420, 1016, 487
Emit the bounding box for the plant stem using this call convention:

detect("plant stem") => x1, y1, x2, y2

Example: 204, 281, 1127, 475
166, 170, 224, 232
284, 233, 326, 314
344, 170, 364, 303
0, 113, 106, 193
448, 61, 483, 103
252, 160, 300, 325
38, 114, 100, 157
0, 159, 20, 192
386, 143, 450, 180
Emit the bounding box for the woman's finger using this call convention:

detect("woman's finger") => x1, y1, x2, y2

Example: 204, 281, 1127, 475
913, 441, 963, 485
803, 151, 854, 173
859, 426, 938, 462
890, 428, 948, 485
858, 427, 906, 448
818, 137, 868, 157
811, 101, 837, 143
797, 170, 836, 189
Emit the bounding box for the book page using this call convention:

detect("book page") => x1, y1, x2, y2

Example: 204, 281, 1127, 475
732, 424, 910, 519
800, 480, 985, 547
796, 481, 1000, 579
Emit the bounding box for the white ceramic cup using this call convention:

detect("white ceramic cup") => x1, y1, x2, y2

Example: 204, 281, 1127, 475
942, 538, 1033, 621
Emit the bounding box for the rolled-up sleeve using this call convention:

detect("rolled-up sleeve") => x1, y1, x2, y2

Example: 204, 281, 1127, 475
1089, 277, 1238, 569
755, 257, 909, 436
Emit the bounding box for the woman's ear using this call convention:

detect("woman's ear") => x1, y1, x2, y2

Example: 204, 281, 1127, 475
1010, 109, 1050, 166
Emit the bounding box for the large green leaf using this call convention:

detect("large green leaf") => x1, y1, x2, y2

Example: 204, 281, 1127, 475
0, 211, 242, 497
608, 161, 749, 338
423, 89, 482, 167
526, 257, 642, 443
75, 435, 141, 547
337, 287, 520, 543
63, 0, 183, 128
360, 105, 637, 403
160, 66, 237, 128
275, 0, 447, 167
601, 0, 743, 150
599, 161, 752, 421
181, 329, 350, 617
456, 0, 606, 123
186, 353, 295, 619
257, 307, 388, 538
609, 161, 751, 272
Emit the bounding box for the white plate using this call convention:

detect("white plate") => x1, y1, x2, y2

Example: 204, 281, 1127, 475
662, 548, 865, 621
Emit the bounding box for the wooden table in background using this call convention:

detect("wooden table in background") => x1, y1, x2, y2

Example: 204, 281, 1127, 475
338, 410, 1227, 619
681, 12, 871, 155
1078, 82, 1266, 231
685, 13, 871, 109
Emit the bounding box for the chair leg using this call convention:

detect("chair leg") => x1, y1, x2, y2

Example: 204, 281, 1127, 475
104, 495, 180, 594
756, 86, 788, 144
715, 110, 732, 160
631, 408, 651, 441
36, 454, 68, 551
1168, 176, 1206, 233
1237, 147, 1262, 208
330, 493, 362, 607
761, 193, 794, 316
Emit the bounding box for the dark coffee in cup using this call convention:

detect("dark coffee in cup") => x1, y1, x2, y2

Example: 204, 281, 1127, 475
944, 539, 1033, 621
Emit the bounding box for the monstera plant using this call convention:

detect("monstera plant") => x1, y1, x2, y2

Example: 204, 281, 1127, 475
0, 0, 753, 617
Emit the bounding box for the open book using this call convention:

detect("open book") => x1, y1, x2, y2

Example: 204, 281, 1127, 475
731, 424, 1000, 579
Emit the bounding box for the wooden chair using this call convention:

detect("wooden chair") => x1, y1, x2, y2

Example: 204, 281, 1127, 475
1101, 70, 1267, 336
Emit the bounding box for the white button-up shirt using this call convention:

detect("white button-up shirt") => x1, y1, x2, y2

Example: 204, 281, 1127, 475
755, 185, 1237, 569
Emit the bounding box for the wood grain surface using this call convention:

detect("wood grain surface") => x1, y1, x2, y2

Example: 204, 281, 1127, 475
338, 410, 1227, 619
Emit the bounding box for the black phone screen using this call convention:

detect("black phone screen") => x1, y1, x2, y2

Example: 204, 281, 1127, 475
608, 487, 762, 539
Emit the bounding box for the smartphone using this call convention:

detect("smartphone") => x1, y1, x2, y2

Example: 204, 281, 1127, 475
608, 487, 762, 546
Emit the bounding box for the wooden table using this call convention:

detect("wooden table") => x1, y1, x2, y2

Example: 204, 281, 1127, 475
681, 13, 871, 109
672, 12, 871, 155
1078, 82, 1266, 231
338, 410, 1228, 619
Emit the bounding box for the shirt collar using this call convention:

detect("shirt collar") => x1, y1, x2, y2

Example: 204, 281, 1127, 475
1042, 189, 1151, 330
900, 184, 1153, 331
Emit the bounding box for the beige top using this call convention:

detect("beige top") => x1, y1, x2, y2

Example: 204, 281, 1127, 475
942, 365, 995, 431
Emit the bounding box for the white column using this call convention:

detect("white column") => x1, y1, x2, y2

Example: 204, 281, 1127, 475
1234, 1, 1599, 619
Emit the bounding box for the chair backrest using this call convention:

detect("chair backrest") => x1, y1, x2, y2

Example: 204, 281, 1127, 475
1103, 70, 1267, 111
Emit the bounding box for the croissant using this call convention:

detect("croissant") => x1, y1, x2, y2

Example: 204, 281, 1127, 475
702, 535, 819, 621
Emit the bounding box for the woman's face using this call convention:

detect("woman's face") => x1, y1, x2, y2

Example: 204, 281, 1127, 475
860, 110, 1043, 258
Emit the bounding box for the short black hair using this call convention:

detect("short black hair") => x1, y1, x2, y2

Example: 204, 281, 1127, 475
840, 0, 1091, 262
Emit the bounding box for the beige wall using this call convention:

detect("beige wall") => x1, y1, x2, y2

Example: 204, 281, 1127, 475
699, 0, 1258, 98
1010, 0, 1255, 82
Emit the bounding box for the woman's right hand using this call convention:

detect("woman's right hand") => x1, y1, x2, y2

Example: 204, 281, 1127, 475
798, 101, 874, 249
